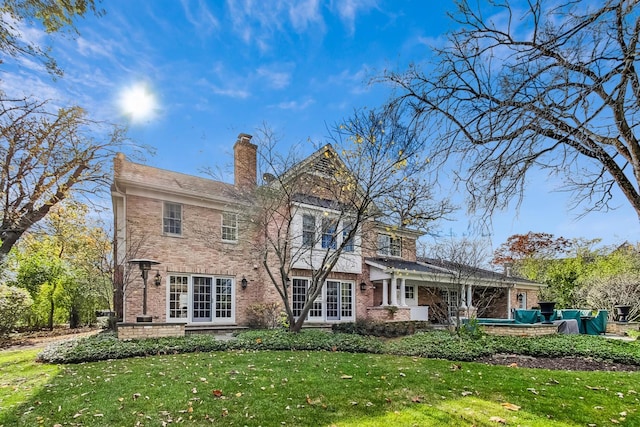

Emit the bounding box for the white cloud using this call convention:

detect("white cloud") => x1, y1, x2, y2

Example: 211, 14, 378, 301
225, 0, 324, 49
256, 66, 292, 89
180, 0, 220, 35
330, 0, 378, 34
288, 0, 324, 32
273, 98, 315, 110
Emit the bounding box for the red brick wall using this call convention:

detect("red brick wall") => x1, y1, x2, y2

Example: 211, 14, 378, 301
122, 195, 263, 324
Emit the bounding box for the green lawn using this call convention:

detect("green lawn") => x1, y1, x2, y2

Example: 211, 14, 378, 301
1, 349, 638, 426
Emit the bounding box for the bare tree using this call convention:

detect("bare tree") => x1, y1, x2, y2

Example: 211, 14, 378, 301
247, 105, 454, 332
0, 0, 103, 76
385, 0, 640, 220
422, 237, 497, 329
0, 97, 136, 263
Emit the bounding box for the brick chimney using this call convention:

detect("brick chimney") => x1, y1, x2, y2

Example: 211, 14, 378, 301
234, 133, 257, 188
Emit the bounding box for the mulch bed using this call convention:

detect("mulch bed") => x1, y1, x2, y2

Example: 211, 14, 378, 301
477, 354, 640, 372
0, 327, 100, 351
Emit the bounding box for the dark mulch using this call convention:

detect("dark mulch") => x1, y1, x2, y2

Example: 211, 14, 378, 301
477, 354, 640, 372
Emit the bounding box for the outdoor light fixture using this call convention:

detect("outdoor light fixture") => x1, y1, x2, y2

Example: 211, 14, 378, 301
360, 282, 367, 292
154, 271, 162, 286
241, 276, 248, 289
128, 259, 160, 323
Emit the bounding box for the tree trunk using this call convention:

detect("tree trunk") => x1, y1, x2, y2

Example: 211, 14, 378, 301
48, 298, 55, 330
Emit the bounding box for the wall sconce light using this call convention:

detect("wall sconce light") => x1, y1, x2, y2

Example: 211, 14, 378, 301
154, 271, 162, 286
241, 276, 248, 289
359, 282, 367, 292
516, 293, 524, 303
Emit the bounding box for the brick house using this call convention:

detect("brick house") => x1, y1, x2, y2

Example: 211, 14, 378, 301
111, 133, 543, 329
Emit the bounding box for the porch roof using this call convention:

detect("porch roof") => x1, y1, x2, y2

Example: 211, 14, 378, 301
365, 257, 544, 289
366, 257, 451, 275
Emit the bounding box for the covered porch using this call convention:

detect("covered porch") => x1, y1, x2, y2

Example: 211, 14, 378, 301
364, 258, 540, 323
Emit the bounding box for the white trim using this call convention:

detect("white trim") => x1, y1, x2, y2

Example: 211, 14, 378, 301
291, 277, 356, 323
165, 273, 236, 324
221, 212, 239, 243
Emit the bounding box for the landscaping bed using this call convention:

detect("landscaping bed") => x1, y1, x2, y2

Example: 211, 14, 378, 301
29, 329, 640, 371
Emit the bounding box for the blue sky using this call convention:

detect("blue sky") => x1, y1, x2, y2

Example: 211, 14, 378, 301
3, 0, 639, 250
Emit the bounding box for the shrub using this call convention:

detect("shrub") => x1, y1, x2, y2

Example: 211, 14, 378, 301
0, 285, 33, 337
246, 302, 286, 329
37, 332, 230, 364
37, 328, 640, 368
332, 320, 432, 337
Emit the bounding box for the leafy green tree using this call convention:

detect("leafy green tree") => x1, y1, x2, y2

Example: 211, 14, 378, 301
11, 201, 112, 328
1, 0, 103, 76
578, 244, 640, 320
0, 284, 32, 336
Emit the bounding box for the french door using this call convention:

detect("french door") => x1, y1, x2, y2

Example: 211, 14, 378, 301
167, 275, 235, 323
193, 276, 212, 322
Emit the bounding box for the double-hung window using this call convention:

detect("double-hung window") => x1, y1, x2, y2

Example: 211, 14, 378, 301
377, 234, 401, 257
302, 214, 315, 247
163, 202, 182, 235
222, 212, 238, 242
342, 221, 354, 252
321, 218, 337, 249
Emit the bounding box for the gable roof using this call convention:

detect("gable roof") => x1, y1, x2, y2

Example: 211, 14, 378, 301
113, 153, 236, 204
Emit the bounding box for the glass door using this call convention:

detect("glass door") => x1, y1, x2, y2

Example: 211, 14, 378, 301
192, 276, 212, 322
326, 281, 340, 320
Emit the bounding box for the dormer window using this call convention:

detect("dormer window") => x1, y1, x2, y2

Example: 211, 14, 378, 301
377, 234, 401, 257
321, 218, 337, 249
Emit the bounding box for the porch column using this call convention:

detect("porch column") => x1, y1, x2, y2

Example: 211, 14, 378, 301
460, 284, 467, 309
382, 279, 389, 306
466, 284, 473, 309
507, 287, 512, 319
399, 278, 407, 306
390, 275, 398, 306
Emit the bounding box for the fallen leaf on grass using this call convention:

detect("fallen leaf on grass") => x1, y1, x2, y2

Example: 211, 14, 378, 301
212, 389, 223, 397
527, 388, 538, 395
341, 375, 353, 379
489, 416, 507, 423
501, 402, 521, 411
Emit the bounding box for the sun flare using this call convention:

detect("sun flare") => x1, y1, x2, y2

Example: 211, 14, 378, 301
119, 83, 157, 123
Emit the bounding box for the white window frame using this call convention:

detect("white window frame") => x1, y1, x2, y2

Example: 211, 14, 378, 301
163, 202, 182, 236
221, 212, 238, 242
321, 217, 337, 249
377, 234, 401, 257
291, 277, 355, 323
342, 221, 354, 252
166, 274, 236, 323
302, 214, 316, 247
